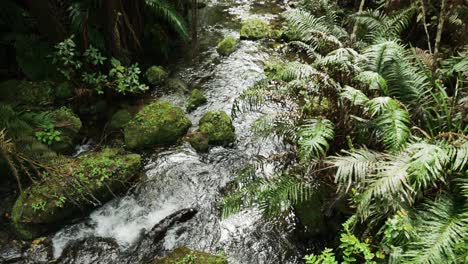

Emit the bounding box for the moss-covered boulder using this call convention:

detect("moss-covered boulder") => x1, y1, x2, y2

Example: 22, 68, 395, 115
199, 111, 235, 146
46, 107, 82, 154
0, 80, 55, 106
187, 132, 209, 153
166, 78, 189, 94
145, 66, 168, 86
109, 109, 133, 129
217, 36, 238, 56
151, 247, 227, 264
124, 101, 192, 149
11, 148, 141, 239
269, 29, 284, 40
187, 89, 207, 112
240, 18, 270, 40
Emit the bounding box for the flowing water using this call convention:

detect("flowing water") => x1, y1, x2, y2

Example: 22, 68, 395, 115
51, 1, 302, 263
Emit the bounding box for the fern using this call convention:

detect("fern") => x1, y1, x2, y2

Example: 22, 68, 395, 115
298, 118, 335, 160
145, 0, 189, 41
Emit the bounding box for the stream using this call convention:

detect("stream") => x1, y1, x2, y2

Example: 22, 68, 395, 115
47, 1, 302, 263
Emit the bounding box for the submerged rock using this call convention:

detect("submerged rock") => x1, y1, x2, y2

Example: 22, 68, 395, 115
11, 148, 141, 239
217, 36, 238, 56
124, 101, 192, 149
151, 247, 227, 264
240, 18, 270, 40
109, 109, 133, 129
186, 89, 207, 112
145, 66, 169, 86
199, 111, 235, 146
166, 78, 189, 94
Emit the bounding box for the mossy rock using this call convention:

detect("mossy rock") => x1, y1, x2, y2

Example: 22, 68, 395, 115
11, 148, 141, 239
166, 78, 189, 94
269, 29, 284, 40
0, 80, 55, 106
124, 101, 192, 149
55, 82, 73, 100
217, 36, 238, 56
187, 89, 207, 112
145, 66, 168, 86
187, 132, 209, 153
199, 111, 235, 146
109, 109, 133, 129
151, 247, 227, 264
48, 107, 82, 154
263, 59, 287, 80
240, 18, 270, 40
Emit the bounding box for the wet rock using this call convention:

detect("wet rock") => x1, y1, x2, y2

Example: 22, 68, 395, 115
150, 246, 227, 264
145, 66, 168, 86
166, 78, 189, 94
240, 18, 270, 40
187, 132, 209, 152
57, 237, 120, 264
12, 148, 141, 239
216, 36, 238, 56
199, 111, 235, 146
0, 240, 25, 263
127, 208, 198, 263
124, 101, 192, 149
109, 109, 133, 130
47, 107, 82, 154
186, 89, 207, 112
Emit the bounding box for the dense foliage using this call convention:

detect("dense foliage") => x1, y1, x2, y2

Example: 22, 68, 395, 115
224, 0, 467, 263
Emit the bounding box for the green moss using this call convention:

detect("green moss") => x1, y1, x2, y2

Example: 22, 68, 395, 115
187, 89, 207, 112
166, 78, 189, 94
217, 36, 238, 56
151, 247, 228, 264
145, 66, 169, 85
0, 80, 55, 106
12, 148, 141, 239
240, 18, 270, 40
269, 29, 284, 40
55, 82, 73, 100
124, 101, 192, 149
187, 132, 209, 153
109, 109, 133, 129
199, 111, 235, 146
48, 107, 82, 154
263, 59, 287, 80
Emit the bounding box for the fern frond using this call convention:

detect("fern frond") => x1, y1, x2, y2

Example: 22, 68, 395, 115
298, 118, 335, 160
354, 71, 388, 94
339, 86, 369, 106
145, 0, 189, 41
404, 194, 468, 264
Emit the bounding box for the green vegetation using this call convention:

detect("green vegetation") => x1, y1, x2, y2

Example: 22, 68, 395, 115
109, 110, 133, 130
124, 101, 192, 149
224, 0, 468, 263
151, 247, 227, 264
146, 66, 169, 86
187, 89, 207, 112
240, 18, 270, 40
217, 36, 238, 56
12, 148, 141, 238
199, 111, 235, 146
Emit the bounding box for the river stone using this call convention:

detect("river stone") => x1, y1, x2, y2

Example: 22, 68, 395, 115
199, 111, 235, 146
151, 247, 227, 264
11, 148, 141, 239
240, 18, 270, 40
166, 78, 189, 94
109, 109, 133, 129
216, 36, 238, 56
186, 89, 207, 112
187, 132, 209, 152
145, 66, 168, 86
124, 101, 192, 149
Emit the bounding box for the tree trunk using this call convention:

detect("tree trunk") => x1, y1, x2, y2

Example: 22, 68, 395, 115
22, 0, 67, 44
433, 0, 447, 64
418, 0, 432, 53
103, 0, 143, 63
350, 0, 365, 43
